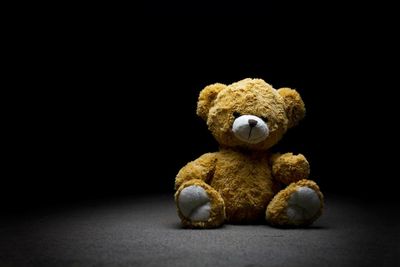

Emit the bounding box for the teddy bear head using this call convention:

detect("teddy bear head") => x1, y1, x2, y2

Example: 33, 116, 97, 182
197, 78, 305, 151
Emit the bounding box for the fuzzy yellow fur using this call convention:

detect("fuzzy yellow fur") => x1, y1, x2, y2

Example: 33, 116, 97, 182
175, 78, 323, 228
270, 153, 310, 185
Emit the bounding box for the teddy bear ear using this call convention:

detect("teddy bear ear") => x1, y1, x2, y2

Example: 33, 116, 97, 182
277, 87, 306, 128
196, 83, 226, 120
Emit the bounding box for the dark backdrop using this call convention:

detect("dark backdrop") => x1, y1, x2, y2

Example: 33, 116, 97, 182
4, 10, 397, 211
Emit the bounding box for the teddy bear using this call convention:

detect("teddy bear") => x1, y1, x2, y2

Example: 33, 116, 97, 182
174, 78, 323, 228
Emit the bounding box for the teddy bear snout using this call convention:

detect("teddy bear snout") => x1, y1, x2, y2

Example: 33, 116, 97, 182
232, 115, 269, 144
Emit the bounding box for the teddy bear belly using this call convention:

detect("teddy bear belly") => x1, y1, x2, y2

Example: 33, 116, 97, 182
210, 174, 274, 223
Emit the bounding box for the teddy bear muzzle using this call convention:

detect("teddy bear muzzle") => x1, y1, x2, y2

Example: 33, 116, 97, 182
232, 115, 269, 144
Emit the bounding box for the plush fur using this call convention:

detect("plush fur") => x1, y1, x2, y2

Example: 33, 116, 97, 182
175, 78, 323, 228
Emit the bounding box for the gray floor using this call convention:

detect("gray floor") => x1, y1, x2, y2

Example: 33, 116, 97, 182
1, 194, 399, 267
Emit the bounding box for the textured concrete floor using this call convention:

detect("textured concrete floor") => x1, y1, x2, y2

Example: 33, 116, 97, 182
0, 194, 399, 267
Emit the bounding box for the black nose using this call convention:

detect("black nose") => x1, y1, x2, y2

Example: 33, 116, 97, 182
248, 119, 258, 128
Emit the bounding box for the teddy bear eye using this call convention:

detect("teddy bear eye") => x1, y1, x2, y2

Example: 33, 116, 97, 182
261, 116, 269, 122
233, 111, 241, 118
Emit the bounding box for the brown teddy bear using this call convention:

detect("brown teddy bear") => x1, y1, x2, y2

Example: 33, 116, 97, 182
174, 78, 323, 228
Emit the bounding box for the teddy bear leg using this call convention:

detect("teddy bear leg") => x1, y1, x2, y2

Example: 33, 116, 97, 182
266, 179, 324, 227
175, 180, 225, 228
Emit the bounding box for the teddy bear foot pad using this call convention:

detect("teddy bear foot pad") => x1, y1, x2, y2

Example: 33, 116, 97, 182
178, 185, 211, 221
266, 180, 323, 226
286, 187, 321, 224
175, 180, 226, 228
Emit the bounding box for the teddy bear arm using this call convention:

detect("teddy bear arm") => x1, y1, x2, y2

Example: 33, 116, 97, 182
174, 153, 218, 190
270, 152, 310, 185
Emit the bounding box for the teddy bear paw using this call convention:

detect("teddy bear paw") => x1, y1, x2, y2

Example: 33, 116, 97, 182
178, 185, 211, 221
285, 187, 321, 224
266, 180, 323, 226
175, 181, 226, 228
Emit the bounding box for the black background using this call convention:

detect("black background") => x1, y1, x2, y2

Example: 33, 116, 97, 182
4, 6, 398, 211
